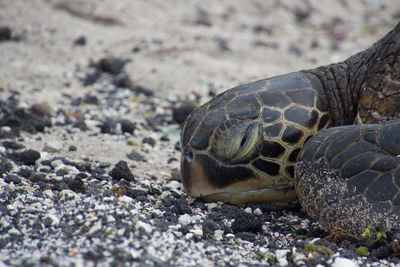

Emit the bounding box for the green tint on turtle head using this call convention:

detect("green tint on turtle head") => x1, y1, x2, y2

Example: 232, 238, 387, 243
211, 120, 263, 164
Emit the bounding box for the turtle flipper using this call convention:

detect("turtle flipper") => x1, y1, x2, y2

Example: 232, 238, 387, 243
295, 119, 400, 235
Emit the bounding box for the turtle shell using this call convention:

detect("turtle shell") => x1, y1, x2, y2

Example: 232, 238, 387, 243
181, 72, 331, 205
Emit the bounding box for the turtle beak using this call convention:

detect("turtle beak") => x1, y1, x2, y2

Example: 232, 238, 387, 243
180, 145, 194, 193
180, 145, 216, 197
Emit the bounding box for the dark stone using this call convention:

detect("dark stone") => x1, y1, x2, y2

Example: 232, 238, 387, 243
202, 220, 220, 239
231, 213, 262, 233
30, 173, 47, 182
4, 174, 22, 184
11, 149, 41, 165
126, 150, 145, 162
162, 196, 192, 215
142, 137, 156, 147
81, 70, 101, 86
0, 161, 13, 176
2, 141, 24, 150
18, 168, 33, 178
129, 85, 154, 96
160, 135, 169, 142
83, 94, 99, 105
99, 118, 117, 134
72, 117, 88, 131
96, 57, 131, 75
97, 162, 111, 168
125, 189, 147, 200
68, 177, 86, 193
113, 72, 132, 88
73, 36, 87, 46
370, 246, 392, 259
0, 26, 11, 41
119, 120, 135, 134
174, 141, 181, 151
109, 160, 135, 181
148, 186, 161, 196
69, 145, 77, 151
172, 103, 196, 125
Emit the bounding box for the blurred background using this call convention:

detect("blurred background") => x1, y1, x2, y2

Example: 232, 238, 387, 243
0, 0, 399, 105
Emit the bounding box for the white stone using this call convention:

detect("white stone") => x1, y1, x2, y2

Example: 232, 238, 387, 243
332, 257, 357, 267
205, 203, 218, 209
87, 221, 102, 235
275, 249, 290, 266
178, 214, 192, 226
135, 221, 152, 234
214, 230, 224, 241
184, 233, 194, 240
45, 214, 60, 226
253, 208, 262, 216
190, 228, 203, 236
244, 207, 252, 214
118, 195, 133, 203
293, 253, 307, 265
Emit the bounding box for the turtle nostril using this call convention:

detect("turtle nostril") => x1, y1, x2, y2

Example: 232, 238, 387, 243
186, 151, 193, 161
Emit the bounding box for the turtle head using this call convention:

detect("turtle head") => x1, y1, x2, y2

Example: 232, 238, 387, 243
180, 117, 268, 203
180, 103, 295, 205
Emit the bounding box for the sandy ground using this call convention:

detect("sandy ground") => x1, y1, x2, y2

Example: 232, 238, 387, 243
0, 0, 399, 181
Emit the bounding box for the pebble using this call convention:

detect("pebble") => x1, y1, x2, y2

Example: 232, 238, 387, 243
275, 249, 290, 266
109, 160, 135, 181
96, 57, 131, 75
178, 214, 192, 226
73, 35, 87, 46
332, 257, 357, 267
0, 26, 11, 41
4, 174, 22, 184
172, 103, 196, 125
11, 149, 41, 165
136, 221, 153, 234
253, 208, 262, 216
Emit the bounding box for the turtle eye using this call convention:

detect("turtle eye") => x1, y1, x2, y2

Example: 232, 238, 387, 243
212, 120, 262, 164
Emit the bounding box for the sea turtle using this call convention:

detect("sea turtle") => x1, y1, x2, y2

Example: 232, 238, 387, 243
180, 22, 400, 235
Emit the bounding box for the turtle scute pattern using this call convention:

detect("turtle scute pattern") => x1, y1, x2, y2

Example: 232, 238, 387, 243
180, 72, 331, 205
295, 119, 400, 235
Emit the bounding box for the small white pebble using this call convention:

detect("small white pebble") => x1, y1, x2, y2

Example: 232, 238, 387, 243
205, 203, 218, 209
50, 159, 64, 168
253, 208, 262, 216
293, 253, 307, 265
178, 214, 192, 226
190, 228, 203, 236
184, 233, 194, 240
8, 228, 21, 235
275, 249, 290, 266
135, 221, 152, 234
165, 180, 181, 189
332, 257, 357, 267
214, 230, 224, 241
244, 207, 252, 214
118, 195, 133, 203
87, 221, 102, 235
168, 224, 181, 230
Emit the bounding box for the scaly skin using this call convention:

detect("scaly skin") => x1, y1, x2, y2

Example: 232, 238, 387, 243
303, 22, 400, 126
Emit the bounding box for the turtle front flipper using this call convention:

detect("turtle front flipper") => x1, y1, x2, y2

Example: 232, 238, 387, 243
295, 119, 400, 235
